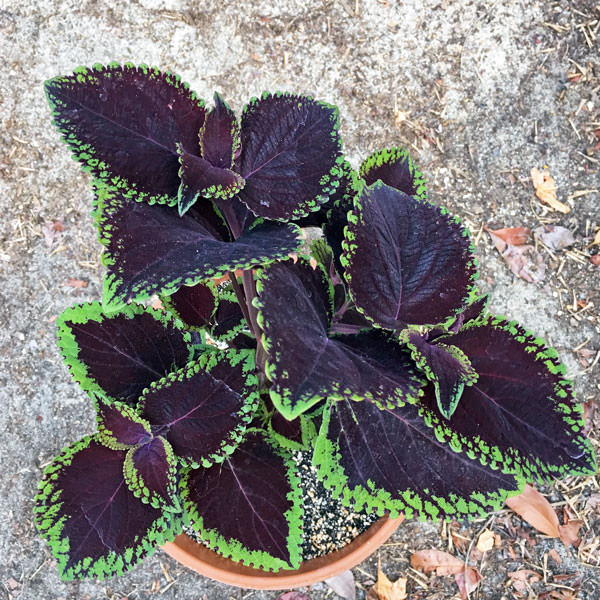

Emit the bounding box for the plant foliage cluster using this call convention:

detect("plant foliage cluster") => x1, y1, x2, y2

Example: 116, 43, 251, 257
35, 63, 596, 580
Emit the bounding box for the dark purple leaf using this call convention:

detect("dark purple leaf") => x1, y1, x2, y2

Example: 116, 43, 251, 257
177, 145, 244, 215
57, 302, 192, 406
124, 436, 177, 509
342, 182, 478, 329
96, 187, 301, 309
200, 92, 240, 168
315, 397, 522, 519
34, 436, 179, 580
237, 92, 343, 220
162, 282, 217, 330
419, 317, 597, 481
45, 63, 205, 204
183, 432, 302, 569
96, 397, 151, 449
401, 331, 477, 420
256, 259, 423, 419
139, 349, 259, 467
360, 146, 427, 199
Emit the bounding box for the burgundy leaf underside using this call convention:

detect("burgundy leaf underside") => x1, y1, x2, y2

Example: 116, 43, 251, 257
237, 93, 341, 220
420, 320, 595, 478
185, 433, 294, 561
325, 398, 520, 516
45, 64, 205, 199
68, 311, 191, 405
344, 183, 476, 328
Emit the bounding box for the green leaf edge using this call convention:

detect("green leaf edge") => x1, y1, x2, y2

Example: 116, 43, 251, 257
180, 431, 303, 571
33, 434, 182, 581
44, 62, 205, 207
56, 300, 193, 400
359, 146, 428, 200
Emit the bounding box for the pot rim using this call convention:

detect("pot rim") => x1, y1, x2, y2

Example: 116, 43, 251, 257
161, 514, 403, 590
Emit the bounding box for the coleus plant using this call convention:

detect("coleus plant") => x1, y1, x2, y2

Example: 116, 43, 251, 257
35, 62, 597, 581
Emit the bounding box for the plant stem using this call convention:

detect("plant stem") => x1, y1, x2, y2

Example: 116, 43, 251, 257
242, 270, 261, 340
228, 271, 251, 328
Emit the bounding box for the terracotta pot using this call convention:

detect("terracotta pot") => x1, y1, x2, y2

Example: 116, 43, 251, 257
161, 514, 404, 590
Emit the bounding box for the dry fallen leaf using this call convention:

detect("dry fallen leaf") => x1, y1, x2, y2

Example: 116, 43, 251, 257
454, 567, 480, 600
548, 548, 562, 564
508, 568, 541, 594
277, 593, 311, 600
42, 218, 65, 247
506, 484, 560, 538
325, 570, 356, 600
487, 230, 546, 283
530, 167, 570, 213
558, 519, 584, 548
66, 278, 88, 288
371, 559, 407, 600
485, 226, 530, 246
476, 528, 495, 553
410, 549, 464, 576
534, 225, 575, 251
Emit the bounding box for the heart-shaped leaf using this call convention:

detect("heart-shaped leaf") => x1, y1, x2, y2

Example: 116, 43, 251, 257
139, 349, 259, 467
124, 436, 178, 510
419, 316, 597, 481
360, 147, 427, 199
314, 397, 522, 519
181, 431, 302, 570
96, 397, 152, 449
401, 331, 478, 419
177, 145, 245, 215
56, 301, 192, 405
256, 259, 423, 419
237, 92, 344, 220
45, 63, 206, 205
34, 436, 180, 580
342, 182, 478, 329
96, 186, 302, 310
200, 92, 240, 169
